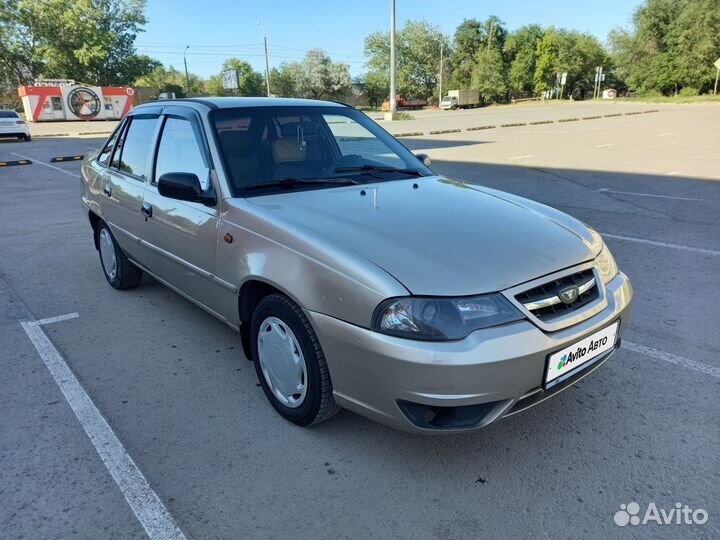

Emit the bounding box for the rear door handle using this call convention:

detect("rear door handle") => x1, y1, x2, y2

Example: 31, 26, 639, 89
103, 184, 112, 197
141, 202, 153, 218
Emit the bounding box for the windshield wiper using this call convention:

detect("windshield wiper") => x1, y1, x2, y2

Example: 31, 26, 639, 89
334, 164, 424, 177
244, 177, 360, 191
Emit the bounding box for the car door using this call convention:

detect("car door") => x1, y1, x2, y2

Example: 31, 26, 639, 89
140, 107, 233, 321
98, 112, 161, 262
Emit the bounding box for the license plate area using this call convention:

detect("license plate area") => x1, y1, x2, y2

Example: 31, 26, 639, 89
544, 320, 619, 389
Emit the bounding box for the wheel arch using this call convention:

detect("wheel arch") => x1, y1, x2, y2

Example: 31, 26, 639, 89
88, 210, 101, 250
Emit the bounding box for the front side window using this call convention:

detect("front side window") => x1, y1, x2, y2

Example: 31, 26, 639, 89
113, 116, 159, 179
155, 117, 210, 191
212, 106, 431, 196
98, 123, 123, 166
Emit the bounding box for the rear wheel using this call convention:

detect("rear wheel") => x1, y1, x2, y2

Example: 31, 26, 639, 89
96, 222, 143, 289
251, 293, 339, 426
23, 134, 31, 142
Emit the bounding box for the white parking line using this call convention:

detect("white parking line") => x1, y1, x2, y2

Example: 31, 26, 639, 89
624, 341, 720, 379
11, 152, 80, 179
597, 188, 705, 202
594, 143, 614, 148
507, 154, 535, 160
20, 317, 187, 540
602, 233, 720, 256
34, 312, 80, 326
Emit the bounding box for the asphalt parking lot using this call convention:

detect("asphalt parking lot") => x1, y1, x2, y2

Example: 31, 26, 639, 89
1, 102, 718, 540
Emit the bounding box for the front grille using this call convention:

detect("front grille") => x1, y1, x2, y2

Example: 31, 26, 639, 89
515, 269, 598, 322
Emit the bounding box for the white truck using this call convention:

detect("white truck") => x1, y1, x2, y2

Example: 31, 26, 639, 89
440, 89, 481, 110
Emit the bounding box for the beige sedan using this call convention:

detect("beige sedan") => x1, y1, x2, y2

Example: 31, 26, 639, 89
81, 97, 633, 433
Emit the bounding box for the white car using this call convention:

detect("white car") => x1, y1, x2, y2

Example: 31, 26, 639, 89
0, 110, 31, 142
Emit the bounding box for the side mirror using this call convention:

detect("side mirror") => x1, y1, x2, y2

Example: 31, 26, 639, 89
157, 172, 216, 205
415, 153, 432, 167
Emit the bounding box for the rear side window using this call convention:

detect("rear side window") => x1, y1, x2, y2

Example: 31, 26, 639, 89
113, 116, 159, 179
0, 110, 19, 118
98, 123, 123, 166
155, 117, 210, 191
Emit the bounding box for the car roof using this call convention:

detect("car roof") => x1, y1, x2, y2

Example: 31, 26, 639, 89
132, 96, 350, 112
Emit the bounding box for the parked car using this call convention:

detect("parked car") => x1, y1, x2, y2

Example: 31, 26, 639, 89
0, 110, 31, 141
81, 97, 633, 433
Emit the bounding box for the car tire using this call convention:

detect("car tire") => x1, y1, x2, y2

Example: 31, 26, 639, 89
96, 222, 143, 289
251, 293, 339, 426
23, 134, 31, 142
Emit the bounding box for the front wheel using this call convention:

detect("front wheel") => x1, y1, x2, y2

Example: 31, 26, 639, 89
251, 294, 339, 426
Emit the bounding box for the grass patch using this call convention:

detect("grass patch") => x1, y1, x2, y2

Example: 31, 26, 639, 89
617, 94, 720, 104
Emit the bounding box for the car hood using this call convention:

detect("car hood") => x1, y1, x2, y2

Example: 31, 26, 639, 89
247, 177, 601, 296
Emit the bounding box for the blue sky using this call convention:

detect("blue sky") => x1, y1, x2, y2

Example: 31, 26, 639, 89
140, 0, 644, 79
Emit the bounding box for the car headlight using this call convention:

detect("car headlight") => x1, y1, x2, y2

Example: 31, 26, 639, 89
595, 245, 619, 284
373, 294, 523, 340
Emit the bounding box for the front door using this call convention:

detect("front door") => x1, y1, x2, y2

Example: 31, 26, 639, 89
140, 109, 232, 320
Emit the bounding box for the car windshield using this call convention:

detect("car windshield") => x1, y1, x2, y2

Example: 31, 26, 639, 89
211, 105, 432, 196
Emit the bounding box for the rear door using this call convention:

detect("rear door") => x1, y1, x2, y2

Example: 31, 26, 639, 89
99, 111, 161, 262
140, 107, 233, 320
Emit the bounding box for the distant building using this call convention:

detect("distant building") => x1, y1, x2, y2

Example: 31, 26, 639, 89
18, 80, 135, 122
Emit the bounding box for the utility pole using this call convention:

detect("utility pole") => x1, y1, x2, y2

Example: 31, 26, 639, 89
439, 42, 443, 106
387, 0, 397, 120
183, 45, 190, 95
257, 22, 271, 97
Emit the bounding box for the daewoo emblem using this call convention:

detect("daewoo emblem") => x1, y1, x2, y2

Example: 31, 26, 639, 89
558, 285, 579, 304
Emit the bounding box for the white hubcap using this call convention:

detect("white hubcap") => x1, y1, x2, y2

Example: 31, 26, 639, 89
257, 317, 307, 408
99, 228, 117, 280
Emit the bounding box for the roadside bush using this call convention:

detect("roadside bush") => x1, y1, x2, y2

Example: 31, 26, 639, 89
678, 87, 699, 97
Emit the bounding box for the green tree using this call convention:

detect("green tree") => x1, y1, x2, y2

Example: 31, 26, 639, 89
610, 0, 720, 95
205, 58, 264, 96
534, 28, 608, 99
0, 0, 157, 86
360, 70, 389, 108
448, 16, 506, 101
268, 65, 296, 97
279, 49, 351, 100
135, 65, 203, 97
504, 25, 543, 95
364, 20, 450, 99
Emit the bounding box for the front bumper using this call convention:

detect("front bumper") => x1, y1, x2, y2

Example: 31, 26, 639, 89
307, 271, 633, 433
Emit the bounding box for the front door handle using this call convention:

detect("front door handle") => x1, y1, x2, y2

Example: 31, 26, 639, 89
141, 202, 153, 218
103, 184, 112, 197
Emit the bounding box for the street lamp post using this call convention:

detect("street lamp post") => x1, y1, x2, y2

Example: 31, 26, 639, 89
183, 45, 190, 95
257, 22, 271, 97
386, 0, 397, 120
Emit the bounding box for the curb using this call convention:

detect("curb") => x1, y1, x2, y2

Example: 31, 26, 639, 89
33, 133, 71, 138
466, 124, 496, 131
581, 115, 602, 120
500, 122, 527, 128
529, 120, 553, 125
394, 131, 424, 137
0, 159, 32, 167
603, 113, 623, 118
428, 128, 462, 135
558, 118, 580, 123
